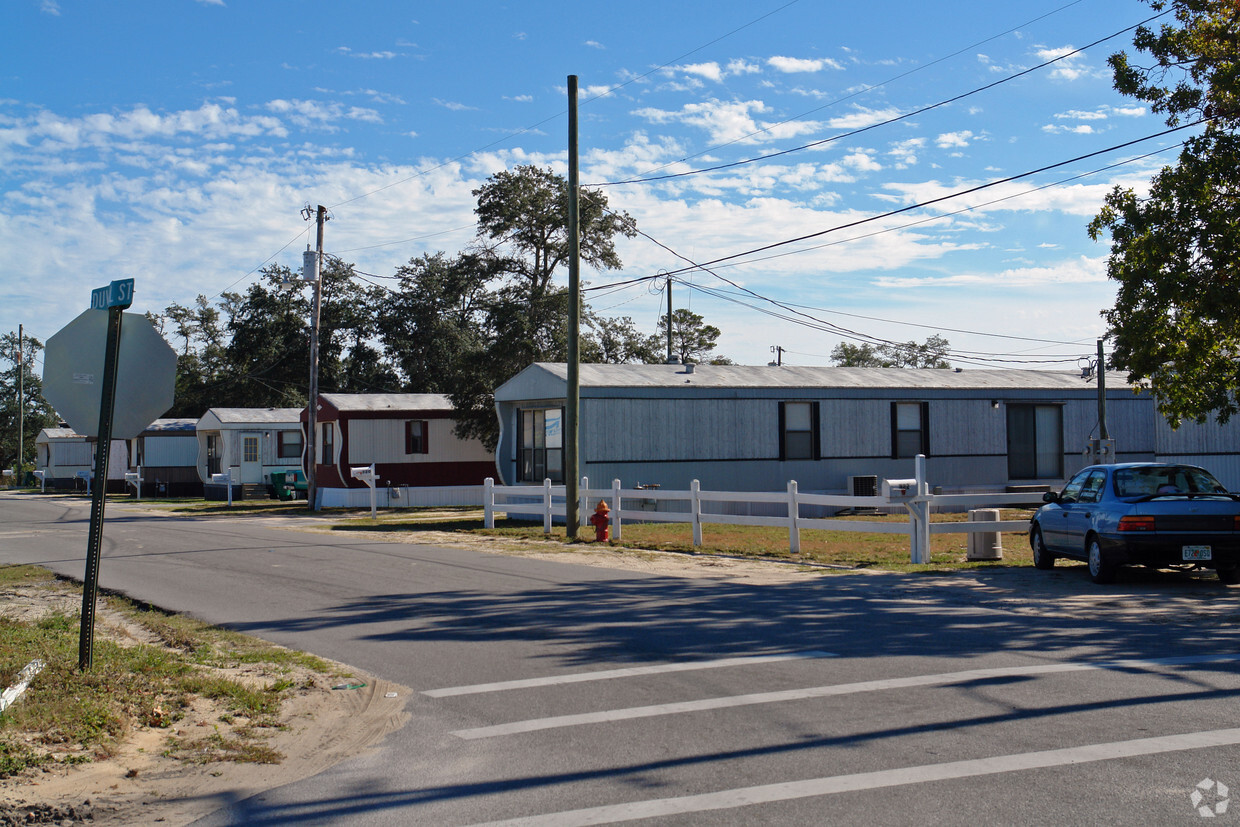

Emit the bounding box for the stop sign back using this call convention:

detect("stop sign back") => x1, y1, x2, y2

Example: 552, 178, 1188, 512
42, 310, 177, 439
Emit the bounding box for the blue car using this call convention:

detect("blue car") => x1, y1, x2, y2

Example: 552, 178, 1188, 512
1029, 462, 1240, 585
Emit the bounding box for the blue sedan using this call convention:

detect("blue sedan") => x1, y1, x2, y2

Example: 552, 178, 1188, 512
1029, 463, 1240, 584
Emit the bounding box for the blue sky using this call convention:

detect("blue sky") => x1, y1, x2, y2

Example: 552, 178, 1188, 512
4, 0, 1181, 373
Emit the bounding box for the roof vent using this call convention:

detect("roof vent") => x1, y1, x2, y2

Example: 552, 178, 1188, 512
684, 363, 695, 374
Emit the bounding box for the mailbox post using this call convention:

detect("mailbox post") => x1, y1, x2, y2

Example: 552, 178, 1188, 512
351, 464, 378, 518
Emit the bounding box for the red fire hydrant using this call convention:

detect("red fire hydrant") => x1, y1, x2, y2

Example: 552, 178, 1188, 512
588, 500, 611, 542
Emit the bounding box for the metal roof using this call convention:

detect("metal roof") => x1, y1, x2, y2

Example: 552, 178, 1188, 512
499, 362, 1134, 394
140, 418, 198, 433
203, 407, 303, 424
320, 393, 453, 412
36, 427, 83, 441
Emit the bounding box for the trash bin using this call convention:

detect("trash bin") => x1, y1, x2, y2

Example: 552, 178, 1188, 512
966, 508, 1003, 560
271, 471, 294, 501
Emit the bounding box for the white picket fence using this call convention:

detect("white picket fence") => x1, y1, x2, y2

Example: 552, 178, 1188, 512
483, 456, 1043, 564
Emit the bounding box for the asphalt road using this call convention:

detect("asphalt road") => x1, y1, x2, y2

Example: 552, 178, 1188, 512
4, 491, 1240, 825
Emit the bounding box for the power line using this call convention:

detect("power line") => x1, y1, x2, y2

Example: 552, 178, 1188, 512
591, 9, 1170, 187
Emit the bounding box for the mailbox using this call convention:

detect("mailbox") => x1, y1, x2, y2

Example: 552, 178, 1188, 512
882, 478, 919, 501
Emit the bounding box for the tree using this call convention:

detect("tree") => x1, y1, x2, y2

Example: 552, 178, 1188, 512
830, 335, 951, 368
450, 166, 638, 449
1089, 0, 1240, 424
585, 315, 663, 365
0, 331, 56, 475
656, 309, 724, 365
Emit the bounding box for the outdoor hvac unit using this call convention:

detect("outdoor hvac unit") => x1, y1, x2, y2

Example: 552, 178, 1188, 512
847, 475, 879, 497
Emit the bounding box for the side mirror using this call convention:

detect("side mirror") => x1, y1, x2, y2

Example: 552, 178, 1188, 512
1042, 491, 1060, 504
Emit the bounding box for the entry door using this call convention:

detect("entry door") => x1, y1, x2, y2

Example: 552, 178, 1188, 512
239, 432, 263, 483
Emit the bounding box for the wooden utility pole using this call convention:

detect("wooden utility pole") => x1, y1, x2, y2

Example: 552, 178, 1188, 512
1097, 339, 1109, 441
305, 205, 327, 512
666, 273, 674, 364
566, 76, 582, 539
17, 324, 23, 474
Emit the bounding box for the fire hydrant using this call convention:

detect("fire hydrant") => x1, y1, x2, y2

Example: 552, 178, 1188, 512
588, 500, 611, 542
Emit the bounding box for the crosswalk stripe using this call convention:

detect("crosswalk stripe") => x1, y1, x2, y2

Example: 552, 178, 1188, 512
423, 650, 838, 697
452, 653, 1240, 740
469, 727, 1240, 825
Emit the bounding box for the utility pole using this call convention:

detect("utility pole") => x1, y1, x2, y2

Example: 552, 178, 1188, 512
303, 205, 327, 512
17, 324, 23, 475
665, 273, 675, 364
566, 75, 582, 540
770, 345, 784, 366
1097, 339, 1109, 441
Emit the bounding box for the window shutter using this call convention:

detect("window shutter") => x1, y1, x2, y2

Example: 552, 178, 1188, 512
404, 421, 413, 455
419, 420, 429, 454
920, 401, 930, 457
890, 401, 899, 459
811, 401, 821, 461
277, 431, 286, 457
778, 402, 787, 462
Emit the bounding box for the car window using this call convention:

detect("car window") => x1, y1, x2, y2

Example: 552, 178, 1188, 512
1077, 471, 1107, 504
1059, 470, 1091, 503
1114, 466, 1228, 497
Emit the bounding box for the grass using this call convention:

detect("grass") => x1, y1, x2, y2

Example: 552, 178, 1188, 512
329, 507, 1036, 572
0, 564, 343, 779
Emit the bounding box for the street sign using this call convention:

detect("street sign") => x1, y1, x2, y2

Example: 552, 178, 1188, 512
42, 309, 177, 439
89, 279, 135, 310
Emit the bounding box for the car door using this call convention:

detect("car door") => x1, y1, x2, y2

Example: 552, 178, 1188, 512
1060, 469, 1107, 553
1041, 468, 1091, 552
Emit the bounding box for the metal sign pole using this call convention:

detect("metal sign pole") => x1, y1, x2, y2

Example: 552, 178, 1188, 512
78, 304, 123, 670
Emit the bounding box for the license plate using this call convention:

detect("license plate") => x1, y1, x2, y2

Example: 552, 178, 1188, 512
1183, 545, 1213, 561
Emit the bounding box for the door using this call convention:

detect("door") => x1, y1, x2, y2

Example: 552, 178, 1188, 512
1060, 469, 1107, 552
1042, 469, 1090, 551
240, 431, 262, 483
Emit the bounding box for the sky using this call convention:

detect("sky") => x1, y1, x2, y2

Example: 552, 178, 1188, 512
3, 0, 1185, 377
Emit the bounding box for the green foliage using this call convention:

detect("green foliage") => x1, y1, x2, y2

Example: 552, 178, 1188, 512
1091, 0, 1240, 424
0, 330, 56, 474
830, 335, 951, 368
655, 309, 724, 364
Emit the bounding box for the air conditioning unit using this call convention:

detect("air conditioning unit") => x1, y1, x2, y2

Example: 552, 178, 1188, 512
847, 475, 878, 497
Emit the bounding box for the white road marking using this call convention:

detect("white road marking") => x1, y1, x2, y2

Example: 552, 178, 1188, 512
470, 727, 1240, 826
451, 653, 1240, 740
423, 651, 839, 698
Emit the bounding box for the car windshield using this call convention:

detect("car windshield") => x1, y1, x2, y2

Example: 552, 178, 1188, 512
1112, 466, 1228, 498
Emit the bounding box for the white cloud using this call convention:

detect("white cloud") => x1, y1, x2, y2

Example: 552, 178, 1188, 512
584, 40, 605, 49
265, 99, 382, 128
505, 94, 534, 103
767, 56, 844, 73
195, 0, 226, 6
872, 255, 1107, 289
431, 98, 477, 112
825, 106, 902, 130
679, 62, 723, 83
726, 59, 762, 76
1034, 45, 1100, 82
633, 99, 821, 145
935, 131, 974, 149
40, 0, 61, 14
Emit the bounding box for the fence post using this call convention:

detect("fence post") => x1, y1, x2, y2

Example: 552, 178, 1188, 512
788, 479, 801, 555
543, 478, 553, 535
611, 478, 622, 541
484, 477, 494, 528
691, 479, 703, 546
912, 454, 931, 564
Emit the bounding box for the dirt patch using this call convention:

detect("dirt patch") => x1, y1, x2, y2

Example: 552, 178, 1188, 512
0, 586, 410, 827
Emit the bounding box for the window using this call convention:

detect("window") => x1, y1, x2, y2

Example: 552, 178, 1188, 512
518, 408, 563, 483
1059, 469, 1090, 503
277, 429, 303, 459
132, 437, 145, 467
405, 420, 429, 455
891, 402, 930, 458
1077, 470, 1107, 504
1007, 404, 1063, 479
320, 423, 334, 464
206, 435, 221, 476
242, 436, 259, 464
779, 401, 819, 461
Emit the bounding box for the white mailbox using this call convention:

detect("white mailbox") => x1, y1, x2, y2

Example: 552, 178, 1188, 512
351, 464, 378, 518
882, 478, 918, 501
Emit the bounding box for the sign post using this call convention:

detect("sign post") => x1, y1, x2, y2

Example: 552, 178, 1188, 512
80, 289, 127, 669
43, 279, 176, 670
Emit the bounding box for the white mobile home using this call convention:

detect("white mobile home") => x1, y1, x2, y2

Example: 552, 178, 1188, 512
34, 428, 127, 492
493, 363, 1240, 495
127, 418, 200, 497
195, 408, 305, 497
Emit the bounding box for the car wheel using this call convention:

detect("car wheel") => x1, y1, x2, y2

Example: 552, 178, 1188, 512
1087, 537, 1117, 584
1217, 567, 1240, 585
1031, 528, 1055, 570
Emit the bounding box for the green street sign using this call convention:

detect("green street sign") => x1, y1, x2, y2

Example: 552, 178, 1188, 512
90, 278, 134, 310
